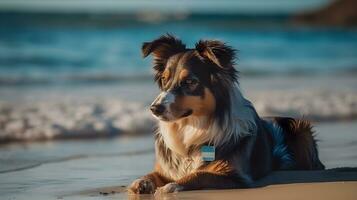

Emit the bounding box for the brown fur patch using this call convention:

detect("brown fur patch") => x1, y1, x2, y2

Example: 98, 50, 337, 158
162, 69, 170, 83
274, 117, 325, 170
175, 171, 245, 190
179, 69, 190, 81
173, 88, 215, 117
202, 160, 235, 175
152, 163, 172, 186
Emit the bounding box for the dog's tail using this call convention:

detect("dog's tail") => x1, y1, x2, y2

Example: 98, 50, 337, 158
273, 117, 325, 170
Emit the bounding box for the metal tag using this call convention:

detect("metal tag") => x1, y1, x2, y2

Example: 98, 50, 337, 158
201, 145, 215, 162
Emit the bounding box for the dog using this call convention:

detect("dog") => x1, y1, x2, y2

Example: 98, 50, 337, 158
128, 34, 325, 195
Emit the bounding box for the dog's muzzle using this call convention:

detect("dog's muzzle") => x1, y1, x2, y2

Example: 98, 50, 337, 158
150, 104, 165, 116
150, 91, 175, 118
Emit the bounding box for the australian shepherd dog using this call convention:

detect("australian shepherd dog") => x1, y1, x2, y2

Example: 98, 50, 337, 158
128, 34, 325, 195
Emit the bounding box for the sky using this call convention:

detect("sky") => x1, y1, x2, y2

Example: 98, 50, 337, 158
0, 0, 331, 14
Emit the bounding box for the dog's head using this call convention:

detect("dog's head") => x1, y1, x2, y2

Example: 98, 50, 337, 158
143, 34, 238, 122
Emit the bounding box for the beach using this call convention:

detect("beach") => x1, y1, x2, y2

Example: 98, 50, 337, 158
0, 120, 357, 200
1, 0, 357, 199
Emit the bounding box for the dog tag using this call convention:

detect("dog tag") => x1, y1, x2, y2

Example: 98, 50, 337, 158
201, 145, 215, 161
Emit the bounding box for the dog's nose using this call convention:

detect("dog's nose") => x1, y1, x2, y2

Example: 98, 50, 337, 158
150, 104, 165, 115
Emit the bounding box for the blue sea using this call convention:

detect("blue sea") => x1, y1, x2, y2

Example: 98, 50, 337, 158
0, 12, 357, 86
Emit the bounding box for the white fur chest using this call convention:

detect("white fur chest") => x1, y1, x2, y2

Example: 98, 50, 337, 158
156, 119, 211, 180
157, 149, 204, 180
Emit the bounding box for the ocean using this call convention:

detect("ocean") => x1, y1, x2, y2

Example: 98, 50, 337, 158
1, 15, 357, 86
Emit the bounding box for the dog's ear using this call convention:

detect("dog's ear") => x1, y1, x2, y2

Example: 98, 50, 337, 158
195, 40, 236, 68
142, 34, 185, 58
142, 34, 186, 71
142, 34, 186, 88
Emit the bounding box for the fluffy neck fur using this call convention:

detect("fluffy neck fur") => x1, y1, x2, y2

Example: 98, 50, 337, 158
158, 84, 258, 156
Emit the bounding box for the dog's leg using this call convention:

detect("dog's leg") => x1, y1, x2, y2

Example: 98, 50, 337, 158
128, 171, 171, 194
155, 171, 251, 194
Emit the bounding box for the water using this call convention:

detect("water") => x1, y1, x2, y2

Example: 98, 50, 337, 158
0, 136, 155, 200
1, 15, 357, 86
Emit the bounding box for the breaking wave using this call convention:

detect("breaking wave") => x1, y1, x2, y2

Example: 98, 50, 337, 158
1, 89, 356, 143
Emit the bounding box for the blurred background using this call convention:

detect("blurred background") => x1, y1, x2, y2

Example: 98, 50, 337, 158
0, 0, 356, 199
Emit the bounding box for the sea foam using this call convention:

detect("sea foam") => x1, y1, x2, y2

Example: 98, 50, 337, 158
0, 90, 356, 142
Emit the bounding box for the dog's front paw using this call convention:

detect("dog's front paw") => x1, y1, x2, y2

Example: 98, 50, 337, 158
155, 182, 184, 195
127, 178, 156, 194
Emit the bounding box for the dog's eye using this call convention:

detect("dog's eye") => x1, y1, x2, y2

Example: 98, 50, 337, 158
183, 78, 198, 87
185, 78, 196, 84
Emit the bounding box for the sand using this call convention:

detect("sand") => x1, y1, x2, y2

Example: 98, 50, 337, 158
78, 169, 357, 200
1, 121, 356, 200
160, 182, 357, 200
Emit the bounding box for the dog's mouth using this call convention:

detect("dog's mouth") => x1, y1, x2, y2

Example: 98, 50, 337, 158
155, 109, 193, 122
180, 109, 193, 118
